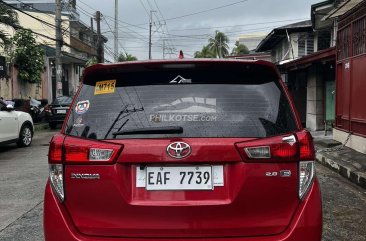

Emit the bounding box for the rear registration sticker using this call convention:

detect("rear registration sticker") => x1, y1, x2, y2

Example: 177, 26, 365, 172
94, 80, 116, 95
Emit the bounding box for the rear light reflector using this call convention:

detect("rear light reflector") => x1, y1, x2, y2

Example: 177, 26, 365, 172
49, 164, 64, 202
237, 134, 298, 162
63, 137, 123, 164
89, 148, 114, 161
299, 161, 315, 199
244, 146, 270, 158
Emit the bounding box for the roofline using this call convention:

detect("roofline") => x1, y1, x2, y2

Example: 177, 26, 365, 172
281, 47, 336, 70
83, 59, 279, 80
256, 23, 312, 52
311, 0, 336, 28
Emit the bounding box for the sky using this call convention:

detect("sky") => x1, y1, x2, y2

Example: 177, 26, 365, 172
76, 0, 321, 61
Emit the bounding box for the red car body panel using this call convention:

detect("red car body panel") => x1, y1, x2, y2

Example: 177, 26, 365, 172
62, 137, 299, 238
44, 178, 322, 241
44, 59, 321, 241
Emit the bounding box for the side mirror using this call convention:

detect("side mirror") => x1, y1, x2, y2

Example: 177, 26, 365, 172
6, 104, 14, 111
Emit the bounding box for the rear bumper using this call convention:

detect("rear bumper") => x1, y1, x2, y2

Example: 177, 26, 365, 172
44, 179, 322, 241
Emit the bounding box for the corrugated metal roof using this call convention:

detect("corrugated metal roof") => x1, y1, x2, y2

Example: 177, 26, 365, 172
256, 20, 312, 52
324, 0, 364, 19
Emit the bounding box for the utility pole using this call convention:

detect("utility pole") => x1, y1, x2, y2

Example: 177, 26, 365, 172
55, 0, 62, 97
114, 0, 118, 62
149, 10, 156, 60
96, 11, 103, 63
149, 10, 152, 60
162, 39, 165, 59
90, 17, 93, 32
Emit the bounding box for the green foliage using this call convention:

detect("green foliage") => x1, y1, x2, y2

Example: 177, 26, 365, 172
85, 56, 97, 67
208, 31, 229, 58
0, 2, 19, 46
231, 41, 249, 55
194, 44, 215, 58
117, 52, 138, 62
12, 30, 45, 84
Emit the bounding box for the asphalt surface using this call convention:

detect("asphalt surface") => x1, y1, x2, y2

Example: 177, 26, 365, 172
0, 130, 365, 241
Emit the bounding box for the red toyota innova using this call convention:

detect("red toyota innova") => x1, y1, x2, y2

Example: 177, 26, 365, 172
44, 59, 322, 241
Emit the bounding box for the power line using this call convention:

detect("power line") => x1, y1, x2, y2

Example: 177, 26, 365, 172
137, 0, 249, 25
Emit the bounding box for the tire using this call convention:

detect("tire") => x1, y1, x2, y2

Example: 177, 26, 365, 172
49, 122, 57, 129
17, 124, 33, 147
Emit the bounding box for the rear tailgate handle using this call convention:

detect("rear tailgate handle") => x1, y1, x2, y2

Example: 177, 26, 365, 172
282, 135, 296, 144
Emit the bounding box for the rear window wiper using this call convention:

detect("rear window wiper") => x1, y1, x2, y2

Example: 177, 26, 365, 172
112, 126, 183, 136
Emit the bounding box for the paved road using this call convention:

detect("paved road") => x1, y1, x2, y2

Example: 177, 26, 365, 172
0, 131, 365, 241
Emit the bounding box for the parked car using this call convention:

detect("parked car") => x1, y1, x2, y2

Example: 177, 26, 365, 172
29, 97, 45, 123
45, 96, 73, 129
44, 60, 322, 241
0, 99, 34, 147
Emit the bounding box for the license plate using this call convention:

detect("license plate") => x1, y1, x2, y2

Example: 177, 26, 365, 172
57, 109, 67, 114
144, 166, 213, 190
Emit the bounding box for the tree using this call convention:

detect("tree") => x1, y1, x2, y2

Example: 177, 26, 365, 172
85, 56, 97, 67
231, 41, 249, 55
0, 2, 19, 46
117, 52, 138, 62
194, 44, 215, 58
12, 30, 45, 83
208, 31, 229, 58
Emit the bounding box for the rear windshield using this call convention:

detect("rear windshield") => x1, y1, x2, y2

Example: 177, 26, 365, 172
65, 63, 298, 139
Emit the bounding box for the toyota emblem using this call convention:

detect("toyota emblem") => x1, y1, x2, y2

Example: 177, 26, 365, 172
166, 142, 191, 159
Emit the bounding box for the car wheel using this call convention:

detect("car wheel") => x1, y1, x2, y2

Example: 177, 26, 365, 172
49, 122, 57, 129
17, 125, 33, 147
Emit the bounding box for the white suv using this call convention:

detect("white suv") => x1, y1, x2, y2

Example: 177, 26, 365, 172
0, 100, 34, 147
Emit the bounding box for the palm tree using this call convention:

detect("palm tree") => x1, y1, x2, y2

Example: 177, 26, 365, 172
208, 31, 229, 58
0, 2, 19, 46
117, 52, 138, 62
194, 44, 215, 58
231, 41, 249, 55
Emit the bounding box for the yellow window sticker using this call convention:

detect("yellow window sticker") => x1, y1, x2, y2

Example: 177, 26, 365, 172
94, 80, 116, 95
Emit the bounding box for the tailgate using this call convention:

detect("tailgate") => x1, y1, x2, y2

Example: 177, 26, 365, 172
64, 138, 299, 238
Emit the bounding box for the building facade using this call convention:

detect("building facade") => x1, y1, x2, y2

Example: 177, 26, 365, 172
332, 0, 366, 154
0, 0, 107, 102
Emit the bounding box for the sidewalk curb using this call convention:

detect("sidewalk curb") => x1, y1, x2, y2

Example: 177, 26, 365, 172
316, 151, 366, 189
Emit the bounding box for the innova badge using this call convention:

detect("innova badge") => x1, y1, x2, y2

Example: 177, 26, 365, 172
166, 142, 191, 159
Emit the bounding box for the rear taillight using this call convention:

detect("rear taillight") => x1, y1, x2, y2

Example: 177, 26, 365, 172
48, 134, 64, 163
236, 134, 298, 162
298, 161, 315, 199
63, 137, 123, 164
48, 134, 65, 201
49, 164, 64, 201
297, 130, 315, 160
236, 131, 316, 200
297, 130, 316, 199
47, 135, 123, 202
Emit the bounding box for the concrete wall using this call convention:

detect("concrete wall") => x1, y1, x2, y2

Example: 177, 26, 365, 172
306, 65, 324, 131
0, 78, 13, 99
334, 128, 366, 154
0, 65, 48, 100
